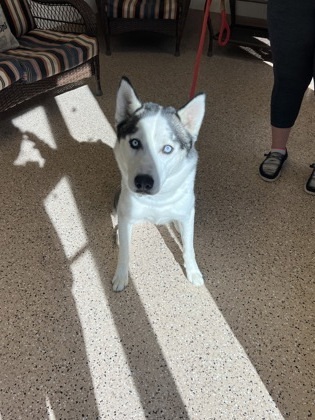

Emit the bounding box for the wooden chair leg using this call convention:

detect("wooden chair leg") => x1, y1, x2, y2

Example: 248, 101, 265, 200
175, 16, 184, 56
105, 38, 111, 55
93, 56, 103, 96
175, 40, 180, 56
207, 16, 214, 56
104, 23, 112, 55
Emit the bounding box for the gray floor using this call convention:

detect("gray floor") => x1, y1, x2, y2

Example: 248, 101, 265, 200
0, 10, 314, 420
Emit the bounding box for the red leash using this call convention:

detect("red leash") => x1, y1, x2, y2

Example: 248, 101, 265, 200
189, 0, 230, 98
218, 0, 230, 46
189, 0, 212, 99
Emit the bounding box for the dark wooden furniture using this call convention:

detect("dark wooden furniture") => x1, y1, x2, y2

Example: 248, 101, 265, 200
96, 0, 191, 56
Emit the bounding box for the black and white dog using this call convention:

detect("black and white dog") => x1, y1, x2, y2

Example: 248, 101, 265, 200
112, 77, 205, 291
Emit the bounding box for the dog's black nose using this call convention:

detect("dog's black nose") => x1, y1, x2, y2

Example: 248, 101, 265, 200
134, 174, 154, 193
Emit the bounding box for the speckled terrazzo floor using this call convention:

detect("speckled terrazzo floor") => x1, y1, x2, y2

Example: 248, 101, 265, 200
0, 10, 314, 420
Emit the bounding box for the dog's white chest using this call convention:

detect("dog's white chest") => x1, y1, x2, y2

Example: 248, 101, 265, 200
136, 203, 183, 225
120, 188, 194, 225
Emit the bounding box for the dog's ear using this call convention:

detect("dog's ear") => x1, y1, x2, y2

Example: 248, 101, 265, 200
115, 77, 142, 125
178, 93, 206, 140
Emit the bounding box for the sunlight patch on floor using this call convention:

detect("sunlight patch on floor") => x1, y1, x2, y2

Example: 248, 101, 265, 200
128, 223, 284, 418
12, 106, 57, 150
308, 78, 314, 91
253, 36, 270, 47
44, 176, 88, 261
11, 85, 117, 170
55, 85, 116, 147
45, 396, 56, 420
44, 175, 143, 418
70, 248, 144, 418
13, 134, 46, 168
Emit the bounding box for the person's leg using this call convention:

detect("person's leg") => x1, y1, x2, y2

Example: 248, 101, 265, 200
259, 0, 315, 181
271, 127, 291, 150
269, 0, 314, 131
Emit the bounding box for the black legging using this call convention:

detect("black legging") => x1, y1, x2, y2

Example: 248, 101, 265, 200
268, 0, 315, 128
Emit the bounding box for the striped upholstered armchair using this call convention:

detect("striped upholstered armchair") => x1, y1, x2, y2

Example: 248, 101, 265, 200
0, 0, 101, 113
96, 0, 191, 56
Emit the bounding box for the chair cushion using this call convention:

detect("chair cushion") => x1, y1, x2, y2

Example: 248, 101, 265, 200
1, 0, 36, 38
0, 4, 19, 52
107, 0, 178, 19
4, 29, 98, 83
0, 54, 23, 90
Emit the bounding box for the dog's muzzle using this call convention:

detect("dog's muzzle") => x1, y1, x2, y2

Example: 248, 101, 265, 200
134, 174, 154, 194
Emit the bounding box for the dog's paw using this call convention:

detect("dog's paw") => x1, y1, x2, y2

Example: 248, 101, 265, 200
186, 270, 204, 286
112, 272, 128, 292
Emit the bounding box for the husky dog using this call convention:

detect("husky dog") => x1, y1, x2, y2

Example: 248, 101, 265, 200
112, 77, 206, 292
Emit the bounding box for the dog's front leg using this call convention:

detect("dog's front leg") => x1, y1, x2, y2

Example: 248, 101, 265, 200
112, 217, 132, 292
178, 210, 204, 286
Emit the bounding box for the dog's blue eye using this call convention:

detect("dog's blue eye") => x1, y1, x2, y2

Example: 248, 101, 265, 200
130, 138, 141, 149
162, 145, 173, 154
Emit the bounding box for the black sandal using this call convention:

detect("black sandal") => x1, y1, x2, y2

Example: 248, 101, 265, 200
259, 150, 288, 182
305, 163, 315, 195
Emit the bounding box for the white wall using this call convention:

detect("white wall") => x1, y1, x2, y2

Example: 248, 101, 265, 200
84, 0, 267, 19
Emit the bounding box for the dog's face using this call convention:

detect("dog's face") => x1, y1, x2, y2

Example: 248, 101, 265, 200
114, 77, 205, 195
